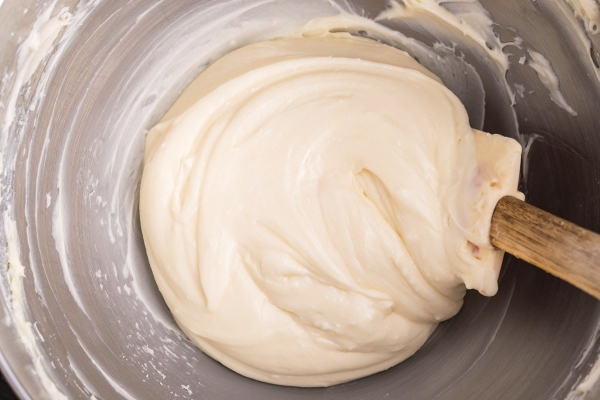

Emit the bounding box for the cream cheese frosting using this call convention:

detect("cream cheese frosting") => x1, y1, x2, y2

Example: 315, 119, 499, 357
139, 35, 523, 387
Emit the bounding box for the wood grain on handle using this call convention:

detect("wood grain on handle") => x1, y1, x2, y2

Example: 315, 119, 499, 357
490, 196, 600, 300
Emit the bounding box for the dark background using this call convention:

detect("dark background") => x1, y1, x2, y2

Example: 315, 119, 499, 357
0, 375, 17, 400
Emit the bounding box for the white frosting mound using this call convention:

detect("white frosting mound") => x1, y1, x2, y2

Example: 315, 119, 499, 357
140, 35, 522, 387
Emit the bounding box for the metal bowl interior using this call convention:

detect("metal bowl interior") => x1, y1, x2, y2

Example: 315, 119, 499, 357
1, 0, 600, 399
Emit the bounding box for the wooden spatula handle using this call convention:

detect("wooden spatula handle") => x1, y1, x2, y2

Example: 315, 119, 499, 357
490, 196, 600, 300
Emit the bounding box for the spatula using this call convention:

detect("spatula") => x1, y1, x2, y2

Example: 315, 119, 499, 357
491, 196, 600, 299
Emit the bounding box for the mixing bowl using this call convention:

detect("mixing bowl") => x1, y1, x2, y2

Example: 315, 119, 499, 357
1, 0, 600, 399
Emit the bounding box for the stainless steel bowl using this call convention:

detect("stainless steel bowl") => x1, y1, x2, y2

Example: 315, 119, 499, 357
1, 0, 600, 399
